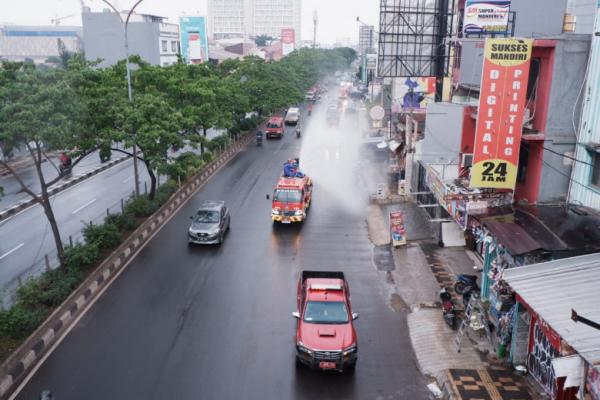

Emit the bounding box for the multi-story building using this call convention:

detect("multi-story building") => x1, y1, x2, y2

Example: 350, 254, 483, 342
207, 0, 301, 43
0, 25, 82, 64
82, 9, 179, 67
358, 25, 376, 55
569, 6, 600, 208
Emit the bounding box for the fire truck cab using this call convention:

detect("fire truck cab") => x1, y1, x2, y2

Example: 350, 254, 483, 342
271, 162, 312, 224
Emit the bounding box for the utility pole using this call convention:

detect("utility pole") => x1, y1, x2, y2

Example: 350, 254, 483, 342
101, 0, 144, 196
434, 0, 449, 101
312, 10, 318, 48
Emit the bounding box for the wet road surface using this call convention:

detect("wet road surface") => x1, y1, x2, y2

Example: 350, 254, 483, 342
16, 105, 429, 400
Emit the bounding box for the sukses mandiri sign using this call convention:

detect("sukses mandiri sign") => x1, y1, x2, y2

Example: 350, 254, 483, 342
470, 38, 533, 190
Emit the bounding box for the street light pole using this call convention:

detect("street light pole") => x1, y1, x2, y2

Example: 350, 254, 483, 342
101, 0, 144, 196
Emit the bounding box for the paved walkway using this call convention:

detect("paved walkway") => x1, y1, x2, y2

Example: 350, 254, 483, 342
368, 199, 542, 400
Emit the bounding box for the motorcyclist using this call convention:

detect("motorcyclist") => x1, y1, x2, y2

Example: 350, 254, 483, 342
307, 103, 313, 116
295, 123, 302, 138
58, 152, 72, 174
256, 130, 263, 146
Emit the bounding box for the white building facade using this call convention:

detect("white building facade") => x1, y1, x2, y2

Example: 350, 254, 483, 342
207, 0, 301, 43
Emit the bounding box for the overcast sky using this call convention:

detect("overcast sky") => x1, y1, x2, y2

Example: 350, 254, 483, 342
1, 0, 379, 44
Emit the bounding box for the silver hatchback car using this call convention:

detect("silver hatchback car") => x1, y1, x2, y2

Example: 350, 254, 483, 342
188, 200, 231, 245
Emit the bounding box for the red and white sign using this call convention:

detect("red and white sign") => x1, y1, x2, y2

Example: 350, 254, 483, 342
188, 32, 203, 63
470, 38, 533, 189
281, 28, 295, 56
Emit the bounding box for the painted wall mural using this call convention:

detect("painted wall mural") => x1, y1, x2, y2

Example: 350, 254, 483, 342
528, 318, 560, 396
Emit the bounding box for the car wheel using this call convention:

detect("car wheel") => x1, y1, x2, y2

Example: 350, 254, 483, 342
345, 361, 357, 372
295, 356, 303, 368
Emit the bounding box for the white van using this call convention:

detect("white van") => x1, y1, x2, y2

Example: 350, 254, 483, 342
285, 107, 301, 125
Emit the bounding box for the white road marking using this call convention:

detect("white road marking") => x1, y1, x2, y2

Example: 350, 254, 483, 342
122, 176, 134, 183
0, 243, 25, 261
71, 198, 97, 214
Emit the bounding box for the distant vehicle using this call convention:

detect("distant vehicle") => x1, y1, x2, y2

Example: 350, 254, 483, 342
293, 270, 358, 372
271, 161, 312, 224
285, 107, 301, 125
265, 116, 285, 139
326, 104, 340, 126
188, 200, 231, 245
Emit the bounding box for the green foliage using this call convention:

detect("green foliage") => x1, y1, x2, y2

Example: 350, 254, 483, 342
83, 222, 122, 250
105, 212, 138, 231
0, 305, 46, 340
63, 242, 101, 271
207, 135, 231, 152
154, 181, 178, 206
124, 195, 157, 218
254, 34, 273, 47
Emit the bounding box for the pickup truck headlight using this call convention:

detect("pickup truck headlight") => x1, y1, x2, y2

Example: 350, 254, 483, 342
343, 344, 357, 356
297, 342, 313, 355
294, 210, 303, 216
272, 209, 280, 215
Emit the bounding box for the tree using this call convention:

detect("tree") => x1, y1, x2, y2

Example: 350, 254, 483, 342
254, 35, 273, 47
0, 63, 97, 263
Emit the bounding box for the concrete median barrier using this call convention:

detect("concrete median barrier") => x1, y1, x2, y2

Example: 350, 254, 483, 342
0, 134, 253, 400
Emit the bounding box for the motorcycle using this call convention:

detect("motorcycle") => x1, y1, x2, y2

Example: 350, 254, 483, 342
439, 288, 456, 329
256, 131, 263, 146
296, 126, 301, 138
454, 267, 482, 294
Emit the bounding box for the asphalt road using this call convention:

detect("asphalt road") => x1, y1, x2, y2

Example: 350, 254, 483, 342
16, 102, 429, 400
0, 157, 152, 301
0, 149, 108, 210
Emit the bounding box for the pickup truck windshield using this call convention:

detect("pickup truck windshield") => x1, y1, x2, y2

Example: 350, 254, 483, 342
267, 122, 281, 128
273, 189, 302, 203
303, 301, 349, 324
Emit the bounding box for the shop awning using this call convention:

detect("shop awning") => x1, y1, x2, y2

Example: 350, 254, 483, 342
503, 253, 600, 367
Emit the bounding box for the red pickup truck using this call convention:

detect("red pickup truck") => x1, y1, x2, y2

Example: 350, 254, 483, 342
293, 271, 358, 372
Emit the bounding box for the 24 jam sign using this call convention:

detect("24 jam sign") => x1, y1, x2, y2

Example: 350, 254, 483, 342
470, 38, 533, 189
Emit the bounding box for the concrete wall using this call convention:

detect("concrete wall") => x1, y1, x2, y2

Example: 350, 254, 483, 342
511, 0, 568, 37
83, 12, 160, 67
567, 0, 597, 34
418, 102, 464, 164
538, 35, 590, 203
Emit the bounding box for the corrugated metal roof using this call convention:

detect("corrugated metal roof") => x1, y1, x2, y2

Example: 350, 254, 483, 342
503, 253, 600, 366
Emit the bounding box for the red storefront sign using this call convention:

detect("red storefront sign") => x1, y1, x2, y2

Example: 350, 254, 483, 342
470, 38, 533, 189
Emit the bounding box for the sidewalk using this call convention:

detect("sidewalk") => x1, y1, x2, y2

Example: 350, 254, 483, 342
366, 199, 540, 400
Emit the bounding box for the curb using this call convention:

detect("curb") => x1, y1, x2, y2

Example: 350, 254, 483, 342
0, 155, 130, 223
0, 135, 252, 400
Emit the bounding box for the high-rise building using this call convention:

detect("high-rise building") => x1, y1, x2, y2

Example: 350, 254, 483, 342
207, 0, 301, 43
358, 25, 375, 55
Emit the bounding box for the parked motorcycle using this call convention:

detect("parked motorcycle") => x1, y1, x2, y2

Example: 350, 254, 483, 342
455, 268, 482, 306
454, 266, 483, 294
439, 288, 456, 329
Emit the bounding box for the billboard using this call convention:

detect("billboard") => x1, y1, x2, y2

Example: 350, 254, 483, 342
365, 53, 377, 70
470, 38, 533, 189
281, 28, 295, 56
180, 16, 209, 64
463, 0, 511, 35
393, 77, 436, 110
